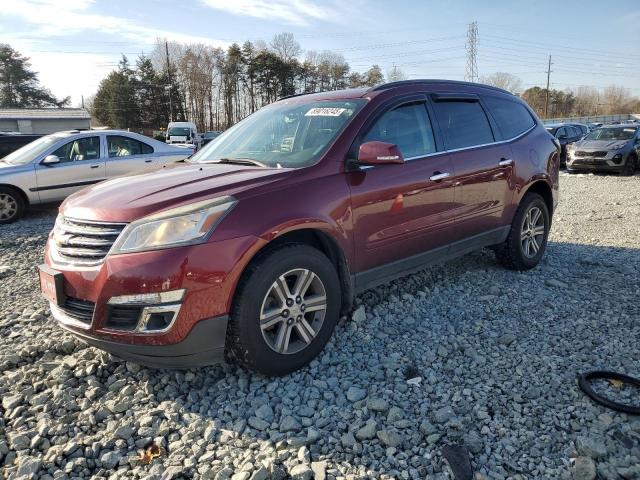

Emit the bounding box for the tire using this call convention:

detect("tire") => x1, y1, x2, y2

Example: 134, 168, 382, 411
494, 192, 550, 271
621, 154, 636, 176
0, 186, 25, 224
227, 244, 340, 376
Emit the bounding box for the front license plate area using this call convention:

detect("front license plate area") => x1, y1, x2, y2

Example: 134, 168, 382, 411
38, 264, 66, 306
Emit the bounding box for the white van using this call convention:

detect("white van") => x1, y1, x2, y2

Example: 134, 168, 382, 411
165, 122, 201, 149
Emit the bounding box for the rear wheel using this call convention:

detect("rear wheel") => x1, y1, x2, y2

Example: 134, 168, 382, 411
494, 192, 550, 271
621, 154, 636, 176
227, 244, 340, 376
0, 187, 25, 224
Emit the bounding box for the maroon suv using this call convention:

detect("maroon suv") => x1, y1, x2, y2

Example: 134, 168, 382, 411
39, 80, 559, 375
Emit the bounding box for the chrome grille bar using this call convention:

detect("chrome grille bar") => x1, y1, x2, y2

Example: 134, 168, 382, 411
52, 216, 127, 265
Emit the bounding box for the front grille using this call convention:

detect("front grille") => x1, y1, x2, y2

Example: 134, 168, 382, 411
575, 151, 607, 158
106, 305, 142, 331
60, 297, 95, 325
53, 216, 127, 265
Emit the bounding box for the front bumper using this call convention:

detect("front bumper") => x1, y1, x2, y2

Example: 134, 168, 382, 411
44, 234, 263, 365
57, 313, 229, 368
567, 151, 628, 172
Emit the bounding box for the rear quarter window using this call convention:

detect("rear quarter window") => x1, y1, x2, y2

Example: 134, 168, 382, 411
431, 100, 494, 150
482, 95, 536, 140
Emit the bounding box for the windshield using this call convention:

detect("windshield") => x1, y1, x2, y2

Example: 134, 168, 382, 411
2, 135, 61, 165
189, 99, 365, 168
204, 131, 220, 138
584, 127, 637, 141
168, 127, 192, 137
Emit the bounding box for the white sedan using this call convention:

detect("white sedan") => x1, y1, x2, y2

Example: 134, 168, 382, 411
0, 130, 193, 223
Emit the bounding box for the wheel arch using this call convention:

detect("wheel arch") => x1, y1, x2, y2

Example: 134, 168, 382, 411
230, 226, 354, 318
0, 183, 30, 207
521, 179, 554, 218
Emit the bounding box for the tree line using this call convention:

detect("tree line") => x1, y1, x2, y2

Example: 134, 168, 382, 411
91, 33, 386, 132
481, 72, 640, 119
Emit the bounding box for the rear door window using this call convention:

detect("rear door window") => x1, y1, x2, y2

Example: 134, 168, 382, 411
363, 102, 436, 158
107, 136, 154, 157
482, 95, 535, 140
431, 100, 494, 150
556, 127, 567, 138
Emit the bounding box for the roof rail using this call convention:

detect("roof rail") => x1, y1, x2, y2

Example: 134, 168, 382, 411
369, 79, 513, 96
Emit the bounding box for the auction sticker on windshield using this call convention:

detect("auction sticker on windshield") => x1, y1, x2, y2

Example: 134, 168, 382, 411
305, 107, 346, 117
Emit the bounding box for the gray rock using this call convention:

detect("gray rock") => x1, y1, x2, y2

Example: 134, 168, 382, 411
341, 432, 356, 448
355, 420, 377, 440
289, 464, 313, 480
575, 436, 608, 459
545, 278, 569, 289
573, 456, 596, 480
311, 461, 327, 480
215, 467, 234, 480
366, 397, 389, 412
377, 429, 402, 447
497, 333, 517, 346
248, 416, 270, 431
100, 451, 122, 469
2, 394, 22, 410
279, 415, 302, 432
433, 406, 455, 424
249, 466, 269, 480
255, 404, 274, 422
351, 306, 366, 323
16, 456, 42, 478
387, 406, 404, 423
346, 386, 367, 402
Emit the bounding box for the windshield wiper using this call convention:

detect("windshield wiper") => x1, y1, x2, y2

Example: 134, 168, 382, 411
214, 157, 267, 167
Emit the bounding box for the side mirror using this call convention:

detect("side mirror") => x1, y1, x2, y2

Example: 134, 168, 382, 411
42, 155, 60, 165
357, 141, 404, 165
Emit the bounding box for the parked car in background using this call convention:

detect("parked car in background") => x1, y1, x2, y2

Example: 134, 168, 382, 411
166, 121, 201, 149
545, 123, 583, 165
572, 123, 590, 137
0, 130, 193, 223
0, 132, 42, 158
202, 131, 222, 146
566, 124, 639, 175
39, 80, 559, 375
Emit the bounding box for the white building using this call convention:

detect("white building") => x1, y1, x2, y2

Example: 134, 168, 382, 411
0, 108, 91, 134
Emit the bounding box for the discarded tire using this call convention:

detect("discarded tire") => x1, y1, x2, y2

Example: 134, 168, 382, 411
578, 371, 640, 415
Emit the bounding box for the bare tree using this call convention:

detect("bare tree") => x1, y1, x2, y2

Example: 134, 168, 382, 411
480, 72, 522, 94
270, 32, 301, 62
386, 65, 407, 82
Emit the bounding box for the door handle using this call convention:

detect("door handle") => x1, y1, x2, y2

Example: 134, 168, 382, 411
429, 172, 451, 181
498, 158, 514, 167
144, 159, 152, 163
90, 164, 100, 169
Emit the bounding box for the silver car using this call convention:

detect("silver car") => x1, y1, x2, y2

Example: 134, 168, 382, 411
0, 130, 193, 223
566, 124, 640, 176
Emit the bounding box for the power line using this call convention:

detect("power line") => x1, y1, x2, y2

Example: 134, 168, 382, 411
465, 21, 478, 82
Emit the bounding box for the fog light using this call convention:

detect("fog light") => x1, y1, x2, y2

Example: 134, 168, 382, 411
612, 154, 623, 164
138, 304, 181, 332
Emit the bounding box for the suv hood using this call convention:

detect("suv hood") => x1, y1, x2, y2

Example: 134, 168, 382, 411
62, 162, 291, 222
573, 139, 630, 150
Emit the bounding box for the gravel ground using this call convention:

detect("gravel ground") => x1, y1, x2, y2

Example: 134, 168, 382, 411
1, 173, 639, 480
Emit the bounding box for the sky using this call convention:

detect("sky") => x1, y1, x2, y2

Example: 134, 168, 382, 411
1, 0, 639, 106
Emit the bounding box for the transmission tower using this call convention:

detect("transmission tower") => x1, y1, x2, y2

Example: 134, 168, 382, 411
465, 21, 478, 82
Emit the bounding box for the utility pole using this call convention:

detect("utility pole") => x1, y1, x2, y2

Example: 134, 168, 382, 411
165, 41, 173, 122
81, 95, 84, 109
465, 21, 478, 82
544, 55, 552, 119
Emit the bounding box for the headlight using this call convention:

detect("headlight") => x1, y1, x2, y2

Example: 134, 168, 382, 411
111, 196, 237, 254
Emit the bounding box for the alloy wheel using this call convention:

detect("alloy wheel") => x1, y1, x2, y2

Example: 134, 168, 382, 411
0, 193, 18, 221
520, 206, 545, 258
259, 268, 327, 355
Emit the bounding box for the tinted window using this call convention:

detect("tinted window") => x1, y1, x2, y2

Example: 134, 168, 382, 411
107, 136, 154, 157
363, 102, 436, 158
483, 96, 535, 140
432, 101, 494, 150
52, 136, 100, 163
556, 127, 567, 138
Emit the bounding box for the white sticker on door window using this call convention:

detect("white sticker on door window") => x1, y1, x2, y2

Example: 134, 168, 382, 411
305, 107, 346, 117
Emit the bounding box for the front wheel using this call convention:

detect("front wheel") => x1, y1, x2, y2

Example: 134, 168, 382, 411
621, 154, 636, 176
227, 244, 340, 376
494, 192, 550, 271
0, 187, 25, 224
